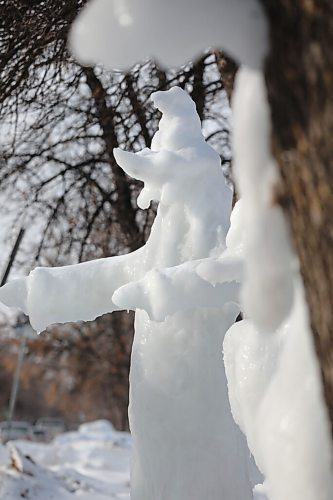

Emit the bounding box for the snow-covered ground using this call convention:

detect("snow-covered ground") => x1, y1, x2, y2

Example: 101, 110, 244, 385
0, 420, 131, 499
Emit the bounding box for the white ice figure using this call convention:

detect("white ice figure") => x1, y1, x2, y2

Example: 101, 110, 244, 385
232, 67, 295, 334
0, 87, 255, 500
224, 281, 333, 500
69, 0, 268, 70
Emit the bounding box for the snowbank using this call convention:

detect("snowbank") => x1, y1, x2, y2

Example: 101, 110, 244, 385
0, 420, 131, 500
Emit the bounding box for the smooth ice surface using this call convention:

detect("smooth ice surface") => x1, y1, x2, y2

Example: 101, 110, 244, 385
0, 88, 255, 500
232, 67, 295, 333
113, 201, 245, 322
113, 259, 241, 322
69, 0, 268, 70
197, 199, 245, 285
224, 282, 333, 500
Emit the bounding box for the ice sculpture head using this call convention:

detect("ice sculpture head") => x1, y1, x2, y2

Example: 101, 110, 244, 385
114, 87, 225, 209
151, 86, 198, 119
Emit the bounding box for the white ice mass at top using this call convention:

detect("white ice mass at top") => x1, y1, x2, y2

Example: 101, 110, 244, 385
69, 0, 268, 70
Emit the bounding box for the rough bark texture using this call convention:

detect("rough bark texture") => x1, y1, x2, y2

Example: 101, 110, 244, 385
83, 66, 145, 251
213, 50, 238, 102
261, 0, 333, 435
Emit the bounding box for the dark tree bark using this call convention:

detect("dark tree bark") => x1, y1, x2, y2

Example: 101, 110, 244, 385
83, 66, 145, 251
213, 50, 238, 102
260, 0, 333, 435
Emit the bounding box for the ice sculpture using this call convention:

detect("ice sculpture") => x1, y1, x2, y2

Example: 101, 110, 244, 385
0, 87, 255, 499
68, 1, 333, 498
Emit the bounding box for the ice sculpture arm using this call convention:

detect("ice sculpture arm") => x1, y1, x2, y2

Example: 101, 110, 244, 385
112, 255, 243, 322
0, 248, 144, 332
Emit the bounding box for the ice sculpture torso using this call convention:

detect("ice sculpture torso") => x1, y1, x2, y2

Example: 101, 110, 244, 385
114, 88, 253, 500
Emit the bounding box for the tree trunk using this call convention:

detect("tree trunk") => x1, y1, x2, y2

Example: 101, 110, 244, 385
260, 0, 333, 435
83, 66, 145, 251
